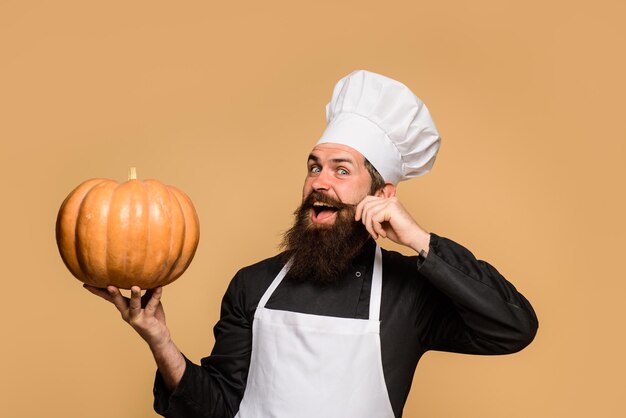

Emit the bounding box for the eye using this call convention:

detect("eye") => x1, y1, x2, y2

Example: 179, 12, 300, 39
337, 168, 349, 175
309, 165, 321, 174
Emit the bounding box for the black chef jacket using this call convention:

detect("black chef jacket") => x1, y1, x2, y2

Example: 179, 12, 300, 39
153, 233, 538, 418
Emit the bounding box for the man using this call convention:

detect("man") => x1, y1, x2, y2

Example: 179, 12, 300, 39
86, 70, 538, 418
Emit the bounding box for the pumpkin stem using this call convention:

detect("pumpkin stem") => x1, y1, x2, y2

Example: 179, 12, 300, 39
129, 167, 137, 180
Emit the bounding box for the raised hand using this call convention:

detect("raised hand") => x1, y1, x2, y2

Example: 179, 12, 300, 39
355, 196, 431, 254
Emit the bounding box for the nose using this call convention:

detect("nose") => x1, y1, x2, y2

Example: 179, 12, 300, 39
311, 169, 332, 191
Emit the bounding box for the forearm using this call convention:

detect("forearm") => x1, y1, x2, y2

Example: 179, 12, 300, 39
153, 269, 257, 417
149, 336, 186, 392
420, 233, 538, 354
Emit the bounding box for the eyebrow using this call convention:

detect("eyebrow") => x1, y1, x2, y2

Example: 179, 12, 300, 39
307, 154, 356, 165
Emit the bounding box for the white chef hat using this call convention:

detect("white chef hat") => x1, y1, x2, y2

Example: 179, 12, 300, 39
317, 70, 441, 185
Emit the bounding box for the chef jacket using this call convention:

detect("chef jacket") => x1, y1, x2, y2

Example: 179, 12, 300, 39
153, 233, 538, 418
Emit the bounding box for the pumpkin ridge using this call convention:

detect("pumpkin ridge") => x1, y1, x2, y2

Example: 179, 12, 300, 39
74, 179, 110, 286
57, 178, 107, 283
101, 181, 119, 285
107, 180, 141, 288
106, 181, 122, 285
142, 179, 154, 287
165, 186, 200, 285
76, 180, 115, 287
143, 179, 172, 286
136, 179, 150, 286
160, 185, 186, 285
162, 184, 177, 284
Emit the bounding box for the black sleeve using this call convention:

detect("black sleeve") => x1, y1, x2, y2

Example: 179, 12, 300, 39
418, 233, 539, 354
153, 271, 253, 418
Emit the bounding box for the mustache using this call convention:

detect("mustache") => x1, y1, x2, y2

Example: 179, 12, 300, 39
300, 191, 354, 211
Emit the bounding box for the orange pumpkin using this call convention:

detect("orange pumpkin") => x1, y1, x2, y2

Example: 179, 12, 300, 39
56, 170, 200, 289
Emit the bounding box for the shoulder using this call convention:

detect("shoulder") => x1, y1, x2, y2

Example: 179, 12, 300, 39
380, 246, 420, 276
223, 252, 288, 310
234, 252, 288, 284
379, 246, 425, 293
215, 253, 289, 321
237, 252, 287, 279
378, 245, 436, 306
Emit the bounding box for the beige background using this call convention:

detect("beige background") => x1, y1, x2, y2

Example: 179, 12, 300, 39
1, 1, 624, 417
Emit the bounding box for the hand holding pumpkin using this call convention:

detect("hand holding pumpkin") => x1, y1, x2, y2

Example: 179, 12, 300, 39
84, 283, 187, 389
84, 285, 170, 346
59, 169, 194, 390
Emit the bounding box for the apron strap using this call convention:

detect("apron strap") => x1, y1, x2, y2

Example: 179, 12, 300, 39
258, 259, 292, 309
258, 245, 383, 321
369, 245, 383, 322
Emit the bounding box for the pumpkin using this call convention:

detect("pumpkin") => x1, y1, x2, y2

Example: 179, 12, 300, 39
56, 169, 200, 289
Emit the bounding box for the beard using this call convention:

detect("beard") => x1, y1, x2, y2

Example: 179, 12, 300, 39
280, 191, 371, 283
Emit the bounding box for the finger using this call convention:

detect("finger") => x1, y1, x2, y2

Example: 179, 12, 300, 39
355, 199, 365, 221
362, 207, 379, 240
359, 201, 377, 239
361, 200, 389, 239
372, 212, 388, 238
106, 286, 131, 314
358, 198, 376, 226
83, 284, 115, 303
144, 287, 163, 315
129, 286, 143, 319
360, 197, 387, 220
355, 195, 380, 221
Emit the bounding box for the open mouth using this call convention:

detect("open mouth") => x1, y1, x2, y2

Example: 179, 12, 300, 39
312, 202, 339, 222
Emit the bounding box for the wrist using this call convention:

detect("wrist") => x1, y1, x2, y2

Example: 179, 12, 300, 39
409, 229, 431, 255
146, 329, 173, 353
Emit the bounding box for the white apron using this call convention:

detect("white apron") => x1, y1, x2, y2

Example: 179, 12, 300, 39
235, 245, 395, 418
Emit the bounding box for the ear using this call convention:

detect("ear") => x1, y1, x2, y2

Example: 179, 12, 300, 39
375, 183, 396, 198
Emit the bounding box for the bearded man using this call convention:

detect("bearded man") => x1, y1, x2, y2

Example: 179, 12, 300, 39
86, 70, 538, 418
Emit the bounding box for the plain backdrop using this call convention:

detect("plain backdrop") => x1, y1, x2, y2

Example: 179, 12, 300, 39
1, 1, 624, 417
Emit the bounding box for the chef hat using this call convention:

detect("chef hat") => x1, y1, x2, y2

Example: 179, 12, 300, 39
317, 70, 441, 185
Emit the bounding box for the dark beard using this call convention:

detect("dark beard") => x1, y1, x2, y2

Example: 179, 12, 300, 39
280, 191, 371, 283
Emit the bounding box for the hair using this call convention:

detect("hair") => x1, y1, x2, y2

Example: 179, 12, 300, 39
364, 158, 386, 194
